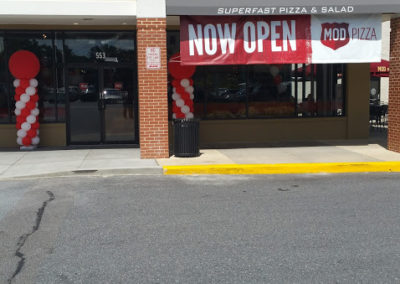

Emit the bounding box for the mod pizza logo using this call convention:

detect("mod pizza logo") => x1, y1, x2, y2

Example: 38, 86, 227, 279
320, 22, 378, 50
320, 23, 349, 50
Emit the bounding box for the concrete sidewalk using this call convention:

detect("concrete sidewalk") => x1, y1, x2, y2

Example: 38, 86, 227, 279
0, 148, 161, 180
2, 133, 400, 178
158, 142, 400, 174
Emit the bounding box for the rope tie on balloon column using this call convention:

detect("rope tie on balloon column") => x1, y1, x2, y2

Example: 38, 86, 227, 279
14, 79, 40, 146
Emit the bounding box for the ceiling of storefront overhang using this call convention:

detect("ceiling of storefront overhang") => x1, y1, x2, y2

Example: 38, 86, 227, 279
0, 15, 136, 26
166, 0, 400, 15
0, 0, 136, 26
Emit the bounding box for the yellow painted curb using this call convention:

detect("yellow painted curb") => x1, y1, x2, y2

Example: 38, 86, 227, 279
163, 161, 400, 175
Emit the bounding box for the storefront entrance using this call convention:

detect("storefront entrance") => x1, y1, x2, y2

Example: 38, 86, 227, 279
67, 65, 138, 144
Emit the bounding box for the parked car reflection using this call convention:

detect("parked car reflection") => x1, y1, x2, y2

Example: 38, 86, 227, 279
102, 88, 128, 104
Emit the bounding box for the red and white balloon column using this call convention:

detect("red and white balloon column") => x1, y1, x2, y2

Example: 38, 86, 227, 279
8, 50, 41, 148
168, 53, 196, 119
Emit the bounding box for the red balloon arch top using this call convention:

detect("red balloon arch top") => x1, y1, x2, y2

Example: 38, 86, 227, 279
8, 50, 40, 79
168, 53, 196, 79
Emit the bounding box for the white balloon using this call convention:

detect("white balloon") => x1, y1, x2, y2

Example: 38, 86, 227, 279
20, 94, 30, 103
17, 137, 23, 146
180, 79, 190, 88
172, 93, 180, 101
21, 122, 31, 131
185, 112, 194, 119
14, 109, 21, 116
190, 94, 194, 100
176, 99, 184, 107
26, 87, 36, 96
181, 105, 190, 114
185, 86, 194, 94
17, 129, 27, 138
13, 79, 20, 88
16, 101, 26, 110
32, 137, 40, 145
36, 102, 38, 107
270, 66, 280, 77
172, 113, 177, 119
36, 130, 40, 135
30, 79, 38, 87
31, 108, 40, 116
27, 115, 36, 124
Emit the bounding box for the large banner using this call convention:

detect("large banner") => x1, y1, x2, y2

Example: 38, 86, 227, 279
311, 15, 381, 63
180, 15, 381, 65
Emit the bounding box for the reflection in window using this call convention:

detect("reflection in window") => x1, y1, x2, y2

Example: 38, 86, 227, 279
0, 34, 8, 123
187, 64, 345, 120
63, 32, 135, 63
204, 66, 247, 119
248, 65, 295, 118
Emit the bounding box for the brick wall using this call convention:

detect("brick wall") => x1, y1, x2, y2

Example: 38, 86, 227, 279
388, 17, 400, 152
137, 18, 169, 158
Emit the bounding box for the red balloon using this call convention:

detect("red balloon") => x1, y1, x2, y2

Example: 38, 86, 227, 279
31, 94, 39, 102
172, 103, 179, 113
16, 86, 25, 95
9, 50, 40, 79
14, 94, 21, 101
183, 96, 192, 106
16, 115, 25, 123
175, 85, 186, 95
21, 108, 31, 117
168, 53, 196, 79
26, 101, 36, 110
172, 80, 180, 88
176, 112, 185, 119
16, 122, 22, 130
22, 136, 32, 146
27, 129, 37, 138
20, 79, 30, 89
32, 122, 40, 129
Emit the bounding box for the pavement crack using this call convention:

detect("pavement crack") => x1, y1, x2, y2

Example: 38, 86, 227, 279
8, 191, 55, 284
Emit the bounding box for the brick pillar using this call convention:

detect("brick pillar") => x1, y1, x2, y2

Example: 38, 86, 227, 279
388, 17, 400, 152
137, 18, 169, 158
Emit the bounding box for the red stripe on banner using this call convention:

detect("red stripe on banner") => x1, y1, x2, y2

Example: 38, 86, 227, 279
180, 16, 312, 65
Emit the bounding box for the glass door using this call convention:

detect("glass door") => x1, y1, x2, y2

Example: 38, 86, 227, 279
67, 67, 101, 143
102, 67, 136, 143
67, 65, 137, 144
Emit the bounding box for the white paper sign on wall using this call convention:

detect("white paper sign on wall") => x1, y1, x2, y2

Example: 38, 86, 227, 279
146, 47, 161, 70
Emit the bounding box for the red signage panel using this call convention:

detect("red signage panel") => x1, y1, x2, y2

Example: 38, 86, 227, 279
180, 15, 312, 65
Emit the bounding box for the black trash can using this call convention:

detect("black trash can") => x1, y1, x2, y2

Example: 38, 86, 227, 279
173, 119, 200, 157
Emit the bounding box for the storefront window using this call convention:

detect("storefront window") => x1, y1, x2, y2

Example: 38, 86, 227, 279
0, 34, 8, 123
167, 31, 345, 120
1, 31, 137, 124
63, 32, 135, 64
203, 66, 247, 119
7, 32, 58, 123
247, 65, 295, 118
